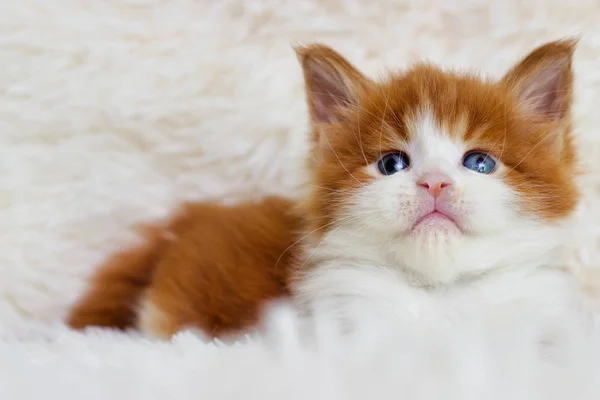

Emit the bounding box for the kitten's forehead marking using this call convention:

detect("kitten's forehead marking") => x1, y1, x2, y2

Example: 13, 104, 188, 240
406, 110, 467, 173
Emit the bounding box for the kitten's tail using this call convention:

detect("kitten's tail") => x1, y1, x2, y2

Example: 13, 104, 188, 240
67, 224, 169, 331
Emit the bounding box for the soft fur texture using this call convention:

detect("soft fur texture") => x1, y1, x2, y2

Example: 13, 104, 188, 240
292, 39, 588, 328
68, 197, 301, 338
3, 0, 600, 398
67, 39, 586, 340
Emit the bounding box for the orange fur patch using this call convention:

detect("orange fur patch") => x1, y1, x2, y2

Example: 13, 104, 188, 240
67, 224, 170, 330
68, 197, 302, 338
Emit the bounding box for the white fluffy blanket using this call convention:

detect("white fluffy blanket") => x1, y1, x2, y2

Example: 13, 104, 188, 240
2, 0, 600, 398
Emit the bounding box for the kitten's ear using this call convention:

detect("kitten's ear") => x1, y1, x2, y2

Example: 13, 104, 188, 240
501, 39, 577, 123
295, 44, 371, 127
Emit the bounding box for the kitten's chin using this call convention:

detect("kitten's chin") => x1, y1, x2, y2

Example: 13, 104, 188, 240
410, 212, 462, 237
399, 213, 467, 284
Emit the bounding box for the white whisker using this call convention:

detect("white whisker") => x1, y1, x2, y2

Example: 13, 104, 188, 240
319, 126, 366, 187
274, 208, 384, 269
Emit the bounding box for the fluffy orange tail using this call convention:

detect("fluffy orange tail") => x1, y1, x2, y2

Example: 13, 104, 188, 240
67, 225, 168, 331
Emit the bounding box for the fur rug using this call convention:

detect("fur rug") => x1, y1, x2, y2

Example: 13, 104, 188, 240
2, 0, 600, 398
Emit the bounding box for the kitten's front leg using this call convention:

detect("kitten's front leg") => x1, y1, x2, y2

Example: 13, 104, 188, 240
293, 261, 432, 332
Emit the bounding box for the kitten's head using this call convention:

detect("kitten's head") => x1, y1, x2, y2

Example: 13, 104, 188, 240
297, 39, 580, 285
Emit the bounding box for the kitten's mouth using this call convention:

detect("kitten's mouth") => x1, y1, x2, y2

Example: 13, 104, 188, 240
412, 211, 460, 234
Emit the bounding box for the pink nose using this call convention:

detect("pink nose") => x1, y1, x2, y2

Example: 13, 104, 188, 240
417, 173, 454, 198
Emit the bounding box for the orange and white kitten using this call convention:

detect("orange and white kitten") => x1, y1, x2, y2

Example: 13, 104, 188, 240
68, 39, 586, 339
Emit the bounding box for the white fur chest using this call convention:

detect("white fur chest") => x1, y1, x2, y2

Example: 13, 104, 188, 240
293, 257, 591, 339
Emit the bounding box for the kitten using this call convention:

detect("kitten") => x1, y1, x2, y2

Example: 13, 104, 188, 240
68, 39, 585, 339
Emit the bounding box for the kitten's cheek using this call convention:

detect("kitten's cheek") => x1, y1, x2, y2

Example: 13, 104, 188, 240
463, 201, 508, 234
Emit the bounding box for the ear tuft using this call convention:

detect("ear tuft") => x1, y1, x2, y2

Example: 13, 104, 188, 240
295, 44, 370, 126
502, 38, 577, 123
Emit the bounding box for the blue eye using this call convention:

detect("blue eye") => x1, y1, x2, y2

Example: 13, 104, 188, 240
463, 152, 496, 174
377, 152, 410, 175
